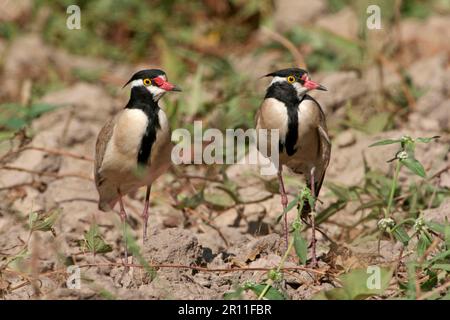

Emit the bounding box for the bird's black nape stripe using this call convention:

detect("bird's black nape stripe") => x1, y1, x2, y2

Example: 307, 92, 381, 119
126, 86, 161, 165
265, 82, 300, 156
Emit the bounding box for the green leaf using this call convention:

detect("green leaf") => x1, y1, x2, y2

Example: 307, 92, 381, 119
247, 284, 285, 300
416, 136, 440, 144
2, 117, 27, 130
79, 223, 113, 254
392, 226, 410, 245
417, 233, 432, 258
369, 139, 402, 147
314, 268, 393, 300
176, 190, 204, 210
426, 221, 445, 234
204, 187, 235, 209
27, 103, 59, 118
430, 264, 450, 272
4, 248, 29, 267
315, 200, 347, 225
29, 209, 60, 234
293, 231, 308, 265
445, 224, 450, 250
98, 289, 116, 300
424, 250, 450, 268
400, 158, 426, 178
223, 287, 244, 300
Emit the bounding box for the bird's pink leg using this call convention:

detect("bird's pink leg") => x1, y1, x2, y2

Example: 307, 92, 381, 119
118, 190, 128, 265
309, 167, 317, 267
277, 166, 289, 250
142, 185, 151, 243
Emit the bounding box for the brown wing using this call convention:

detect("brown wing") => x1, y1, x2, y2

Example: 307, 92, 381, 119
301, 115, 331, 215
314, 122, 331, 197
94, 118, 115, 188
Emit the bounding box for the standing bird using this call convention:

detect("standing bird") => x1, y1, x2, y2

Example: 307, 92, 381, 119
94, 69, 181, 261
255, 68, 331, 266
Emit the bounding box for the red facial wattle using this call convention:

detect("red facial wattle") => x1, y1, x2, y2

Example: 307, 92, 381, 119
304, 77, 327, 91
153, 76, 180, 91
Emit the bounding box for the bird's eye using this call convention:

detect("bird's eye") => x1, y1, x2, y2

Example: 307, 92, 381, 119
143, 78, 152, 86
287, 76, 296, 83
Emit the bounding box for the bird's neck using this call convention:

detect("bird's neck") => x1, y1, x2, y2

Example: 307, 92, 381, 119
125, 86, 161, 166
126, 86, 160, 112
265, 82, 301, 108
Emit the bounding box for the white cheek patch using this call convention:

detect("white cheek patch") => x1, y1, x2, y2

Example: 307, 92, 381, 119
293, 82, 308, 97
147, 86, 166, 101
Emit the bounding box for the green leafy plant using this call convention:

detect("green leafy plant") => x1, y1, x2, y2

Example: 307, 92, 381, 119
369, 135, 450, 299
224, 280, 286, 300
28, 208, 60, 237
370, 135, 439, 241
0, 103, 60, 141
314, 267, 393, 300
78, 223, 113, 255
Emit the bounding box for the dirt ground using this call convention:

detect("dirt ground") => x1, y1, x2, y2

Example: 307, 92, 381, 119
0, 1, 449, 300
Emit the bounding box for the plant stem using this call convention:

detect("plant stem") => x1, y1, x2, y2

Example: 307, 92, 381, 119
257, 237, 294, 300
386, 160, 401, 218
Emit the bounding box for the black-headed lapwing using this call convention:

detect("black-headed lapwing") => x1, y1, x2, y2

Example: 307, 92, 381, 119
255, 68, 331, 266
94, 69, 181, 261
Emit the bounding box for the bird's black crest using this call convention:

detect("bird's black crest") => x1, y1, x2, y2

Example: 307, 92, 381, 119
265, 68, 308, 79
123, 69, 166, 88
